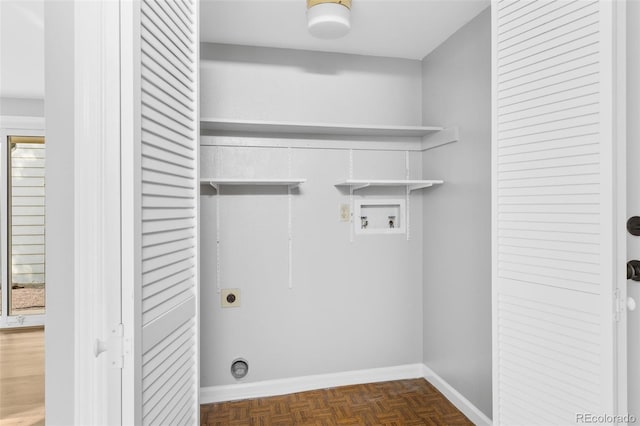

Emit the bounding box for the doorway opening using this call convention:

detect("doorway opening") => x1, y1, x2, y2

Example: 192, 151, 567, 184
0, 135, 46, 328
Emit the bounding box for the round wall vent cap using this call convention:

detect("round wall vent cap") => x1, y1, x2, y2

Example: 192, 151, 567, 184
230, 358, 249, 379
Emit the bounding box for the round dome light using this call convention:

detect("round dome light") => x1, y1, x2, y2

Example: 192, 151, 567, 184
307, 0, 351, 39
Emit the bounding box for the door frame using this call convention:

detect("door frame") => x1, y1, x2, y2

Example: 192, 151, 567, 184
72, 1, 122, 424
612, 0, 629, 415
0, 117, 45, 328
614, 0, 629, 417
42, 0, 123, 423
626, 0, 640, 419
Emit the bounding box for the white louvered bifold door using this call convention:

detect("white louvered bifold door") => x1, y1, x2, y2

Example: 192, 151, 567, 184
492, 1, 625, 425
121, 0, 199, 425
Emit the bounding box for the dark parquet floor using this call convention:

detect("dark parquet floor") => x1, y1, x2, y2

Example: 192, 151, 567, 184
200, 378, 473, 425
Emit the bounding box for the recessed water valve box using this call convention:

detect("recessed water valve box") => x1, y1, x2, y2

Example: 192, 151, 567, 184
354, 199, 405, 235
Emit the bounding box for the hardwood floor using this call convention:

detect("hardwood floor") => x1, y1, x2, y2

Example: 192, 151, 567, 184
200, 378, 473, 425
0, 327, 45, 426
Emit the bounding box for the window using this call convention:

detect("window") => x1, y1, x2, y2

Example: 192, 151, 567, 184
1, 135, 45, 326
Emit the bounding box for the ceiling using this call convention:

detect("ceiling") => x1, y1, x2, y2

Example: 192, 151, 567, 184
0, 0, 489, 100
200, 0, 489, 60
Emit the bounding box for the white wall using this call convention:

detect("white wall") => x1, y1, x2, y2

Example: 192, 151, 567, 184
200, 44, 425, 387
44, 1, 75, 423
0, 1, 45, 100
421, 8, 492, 418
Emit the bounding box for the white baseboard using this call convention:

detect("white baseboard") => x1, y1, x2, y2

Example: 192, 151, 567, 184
421, 364, 492, 426
200, 362, 492, 426
200, 363, 424, 404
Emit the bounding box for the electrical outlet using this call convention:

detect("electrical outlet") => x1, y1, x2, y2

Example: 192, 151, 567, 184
221, 289, 240, 308
340, 203, 350, 221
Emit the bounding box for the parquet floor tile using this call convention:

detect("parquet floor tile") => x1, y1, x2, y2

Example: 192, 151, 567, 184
201, 378, 473, 425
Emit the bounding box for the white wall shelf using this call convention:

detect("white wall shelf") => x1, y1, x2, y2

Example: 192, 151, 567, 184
201, 117, 443, 138
336, 179, 444, 192
200, 177, 306, 190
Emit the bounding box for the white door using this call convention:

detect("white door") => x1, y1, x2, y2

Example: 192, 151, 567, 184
120, 1, 200, 424
492, 1, 627, 424
626, 0, 640, 419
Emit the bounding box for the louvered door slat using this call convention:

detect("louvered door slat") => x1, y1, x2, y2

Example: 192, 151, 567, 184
142, 100, 194, 133
141, 61, 194, 106
142, 118, 195, 150
140, 13, 193, 74
143, 181, 196, 198
140, 50, 193, 99
143, 227, 194, 245
142, 211, 195, 225
143, 1, 193, 53
177, 0, 194, 18
143, 169, 194, 190
497, 0, 556, 32
143, 284, 193, 324
142, 346, 194, 399
498, 135, 598, 157
143, 289, 195, 324
143, 235, 195, 258
498, 227, 599, 243
492, 1, 622, 424
142, 156, 195, 179
133, 0, 199, 424
143, 268, 194, 298
142, 250, 194, 278
498, 32, 599, 81
143, 350, 195, 422
143, 217, 194, 235
142, 136, 194, 162
142, 105, 194, 136
498, 1, 597, 46
163, 2, 194, 38
142, 82, 194, 123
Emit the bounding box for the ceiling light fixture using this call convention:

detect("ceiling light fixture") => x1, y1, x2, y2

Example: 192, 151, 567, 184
307, 0, 352, 39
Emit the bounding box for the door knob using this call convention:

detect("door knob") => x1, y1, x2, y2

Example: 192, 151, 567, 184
628, 216, 640, 236
627, 260, 640, 281
628, 297, 637, 311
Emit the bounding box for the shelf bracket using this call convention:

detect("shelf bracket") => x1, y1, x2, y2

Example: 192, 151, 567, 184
408, 183, 434, 192
421, 126, 459, 151
216, 184, 221, 294
352, 183, 371, 191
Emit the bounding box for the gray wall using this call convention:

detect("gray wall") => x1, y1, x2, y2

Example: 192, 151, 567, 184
0, 98, 44, 117
201, 43, 422, 125
200, 44, 425, 386
421, 8, 492, 418
44, 2, 75, 423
